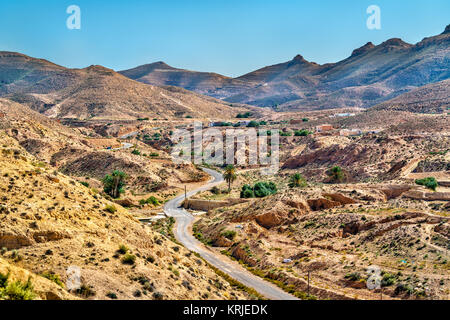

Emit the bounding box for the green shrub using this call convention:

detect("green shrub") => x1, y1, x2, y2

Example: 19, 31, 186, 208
41, 271, 64, 287
221, 230, 237, 240
280, 131, 292, 136
394, 283, 414, 295
121, 253, 136, 265
381, 273, 397, 287
344, 272, 361, 281
105, 204, 117, 213
211, 186, 221, 195
254, 182, 277, 197
236, 112, 252, 119
241, 188, 254, 198
80, 181, 90, 188
294, 129, 312, 136
75, 284, 96, 298
147, 196, 160, 206
288, 173, 307, 188
0, 274, 36, 300
240, 182, 277, 198
131, 149, 141, 156
327, 166, 344, 183
152, 292, 164, 300
247, 121, 260, 128
0, 272, 9, 287
117, 244, 129, 254
106, 292, 118, 299
140, 196, 160, 206
415, 177, 438, 191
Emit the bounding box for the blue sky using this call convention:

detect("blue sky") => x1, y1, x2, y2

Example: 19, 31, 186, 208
0, 0, 449, 77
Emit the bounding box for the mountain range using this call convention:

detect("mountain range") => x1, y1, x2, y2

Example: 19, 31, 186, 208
0, 25, 448, 119
120, 25, 450, 111
0, 52, 251, 120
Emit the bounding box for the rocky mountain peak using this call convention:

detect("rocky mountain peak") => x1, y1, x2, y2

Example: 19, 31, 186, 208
380, 38, 411, 48
443, 24, 450, 34
351, 42, 375, 57
292, 54, 308, 63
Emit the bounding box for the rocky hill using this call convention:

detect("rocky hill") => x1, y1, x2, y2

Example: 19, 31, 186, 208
0, 52, 252, 120
0, 133, 249, 300
119, 61, 252, 97
121, 25, 450, 110
373, 79, 450, 114
0, 98, 210, 195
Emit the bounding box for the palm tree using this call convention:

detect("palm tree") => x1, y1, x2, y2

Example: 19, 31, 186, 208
223, 165, 237, 193
102, 170, 127, 198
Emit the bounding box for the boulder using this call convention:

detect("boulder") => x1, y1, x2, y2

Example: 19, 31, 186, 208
114, 198, 135, 207
307, 198, 341, 211
380, 185, 412, 200
323, 193, 357, 205
403, 191, 450, 201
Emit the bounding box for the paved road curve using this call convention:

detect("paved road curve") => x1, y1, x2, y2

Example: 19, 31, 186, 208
164, 167, 298, 300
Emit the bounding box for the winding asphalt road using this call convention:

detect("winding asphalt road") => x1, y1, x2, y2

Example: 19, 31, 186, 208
164, 167, 298, 300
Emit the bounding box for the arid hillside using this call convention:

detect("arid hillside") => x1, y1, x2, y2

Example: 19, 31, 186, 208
192, 152, 449, 300
119, 61, 253, 97
373, 79, 450, 114
0, 98, 210, 197
0, 52, 253, 120
0, 133, 251, 300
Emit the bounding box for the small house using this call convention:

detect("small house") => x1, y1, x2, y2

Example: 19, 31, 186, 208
315, 124, 334, 132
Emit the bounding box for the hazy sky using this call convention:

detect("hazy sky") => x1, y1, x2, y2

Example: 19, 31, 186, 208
1, 0, 449, 77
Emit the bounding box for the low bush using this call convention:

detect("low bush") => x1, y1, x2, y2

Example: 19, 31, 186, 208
104, 204, 117, 213
41, 271, 64, 287
0, 273, 36, 300
240, 182, 277, 198
106, 292, 118, 299
288, 173, 307, 188
344, 272, 361, 281
327, 166, 345, 183
221, 230, 237, 241
140, 196, 160, 206
294, 129, 312, 136
236, 112, 252, 119
415, 177, 438, 191
381, 272, 397, 287
75, 284, 96, 298
121, 254, 136, 265
117, 244, 129, 254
